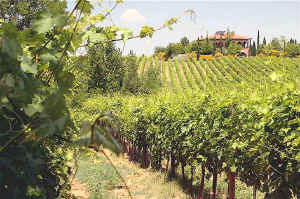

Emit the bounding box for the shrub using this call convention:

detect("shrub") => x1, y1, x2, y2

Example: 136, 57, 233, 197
200, 55, 213, 60
215, 52, 223, 57
187, 52, 197, 60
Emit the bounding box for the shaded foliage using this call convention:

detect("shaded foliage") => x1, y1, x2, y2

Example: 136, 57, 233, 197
88, 42, 124, 93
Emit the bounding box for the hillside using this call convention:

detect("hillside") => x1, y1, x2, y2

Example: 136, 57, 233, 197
138, 56, 300, 93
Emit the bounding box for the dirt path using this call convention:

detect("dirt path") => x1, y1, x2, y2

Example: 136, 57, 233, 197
176, 60, 190, 87
70, 179, 90, 199
104, 150, 189, 199
73, 150, 190, 199
165, 61, 172, 89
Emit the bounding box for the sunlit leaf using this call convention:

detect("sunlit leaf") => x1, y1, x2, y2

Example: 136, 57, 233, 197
24, 103, 44, 117
20, 55, 38, 74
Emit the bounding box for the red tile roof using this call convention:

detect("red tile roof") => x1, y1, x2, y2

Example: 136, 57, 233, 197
200, 33, 251, 40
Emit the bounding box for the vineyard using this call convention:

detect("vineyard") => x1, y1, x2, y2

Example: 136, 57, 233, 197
1, 0, 300, 198
72, 56, 300, 198
138, 56, 300, 93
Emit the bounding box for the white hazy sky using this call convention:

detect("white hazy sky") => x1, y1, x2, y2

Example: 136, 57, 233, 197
68, 0, 300, 55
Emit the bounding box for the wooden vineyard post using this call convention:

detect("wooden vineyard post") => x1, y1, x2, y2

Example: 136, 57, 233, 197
166, 155, 170, 172
170, 153, 176, 179
212, 171, 218, 199
228, 172, 236, 199
181, 162, 185, 181
124, 139, 127, 153
142, 146, 148, 168
128, 143, 133, 161
253, 186, 257, 199
190, 166, 194, 185
197, 165, 205, 199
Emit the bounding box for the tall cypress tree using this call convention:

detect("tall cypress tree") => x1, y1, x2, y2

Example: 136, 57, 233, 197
196, 37, 201, 60
263, 37, 267, 46
252, 42, 257, 56
257, 29, 260, 53
249, 41, 252, 56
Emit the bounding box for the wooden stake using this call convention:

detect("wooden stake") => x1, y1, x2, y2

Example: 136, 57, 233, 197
228, 172, 236, 199
212, 171, 218, 199
253, 186, 257, 199
197, 165, 205, 199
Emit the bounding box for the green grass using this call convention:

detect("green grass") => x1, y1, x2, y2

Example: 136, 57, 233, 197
75, 153, 131, 199
75, 151, 266, 199
75, 152, 191, 199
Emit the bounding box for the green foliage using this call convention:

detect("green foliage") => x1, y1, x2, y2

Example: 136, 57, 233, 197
257, 29, 260, 51
139, 58, 161, 93
0, 0, 138, 197
285, 43, 300, 57
0, 0, 50, 30
270, 38, 282, 51
139, 26, 155, 38
154, 46, 166, 54
0, 4, 74, 196
180, 36, 189, 46
168, 43, 185, 55
122, 54, 140, 93
227, 42, 242, 55
189, 39, 214, 55
79, 84, 300, 198
252, 42, 257, 56
88, 42, 124, 93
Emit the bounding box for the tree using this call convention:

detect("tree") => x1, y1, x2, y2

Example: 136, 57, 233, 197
263, 37, 267, 47
280, 36, 287, 52
165, 43, 184, 57
249, 41, 253, 56
154, 46, 166, 54
180, 36, 189, 46
165, 46, 174, 60
225, 28, 233, 48
213, 36, 217, 55
196, 37, 201, 60
270, 38, 282, 51
257, 29, 260, 52
252, 42, 257, 56
285, 43, 300, 57
202, 37, 214, 55
88, 42, 124, 92
122, 54, 140, 93
227, 42, 242, 55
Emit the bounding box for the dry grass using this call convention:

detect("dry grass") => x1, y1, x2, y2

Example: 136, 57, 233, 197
74, 150, 191, 199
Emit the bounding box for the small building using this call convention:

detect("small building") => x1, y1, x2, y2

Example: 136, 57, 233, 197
200, 31, 252, 56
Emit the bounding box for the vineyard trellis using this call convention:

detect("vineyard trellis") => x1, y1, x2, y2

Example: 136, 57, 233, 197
133, 56, 300, 198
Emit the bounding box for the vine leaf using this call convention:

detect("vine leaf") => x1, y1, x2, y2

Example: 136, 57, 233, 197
82, 31, 107, 43
80, 120, 91, 135
24, 103, 44, 117
33, 12, 67, 34
94, 127, 121, 155
20, 56, 38, 74
0, 74, 15, 88
296, 153, 300, 163
2, 37, 21, 60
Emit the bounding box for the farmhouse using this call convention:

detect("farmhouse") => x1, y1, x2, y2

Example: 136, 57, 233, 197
200, 31, 252, 56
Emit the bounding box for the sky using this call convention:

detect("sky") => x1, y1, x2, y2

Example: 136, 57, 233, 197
68, 1, 300, 55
